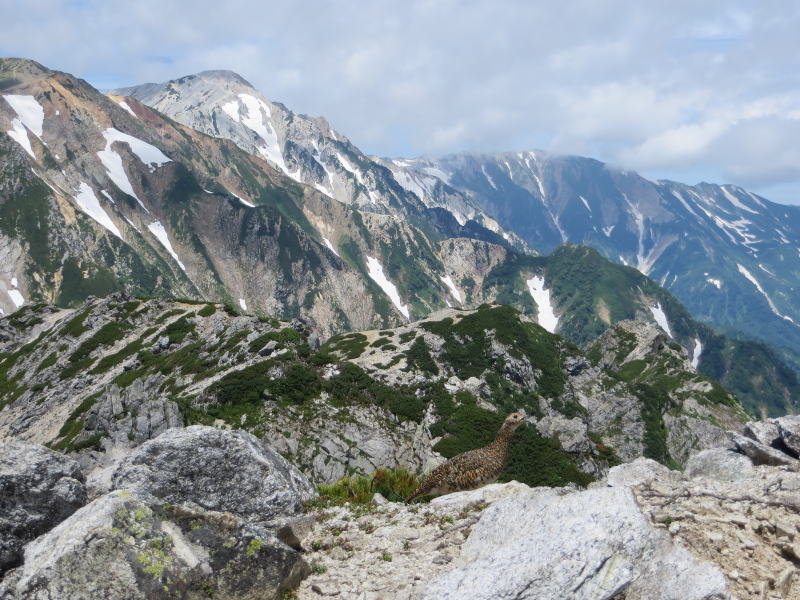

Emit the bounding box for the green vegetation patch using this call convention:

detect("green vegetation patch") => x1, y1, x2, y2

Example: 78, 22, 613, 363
247, 328, 303, 354
308, 468, 420, 508
321, 332, 368, 360
421, 306, 566, 398
197, 304, 217, 317
61, 306, 93, 337
324, 362, 426, 422
159, 316, 196, 345
403, 337, 439, 375
51, 391, 103, 451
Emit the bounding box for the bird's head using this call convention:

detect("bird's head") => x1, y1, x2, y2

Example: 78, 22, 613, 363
503, 411, 527, 431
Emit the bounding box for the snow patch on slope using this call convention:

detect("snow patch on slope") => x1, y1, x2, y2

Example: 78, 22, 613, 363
7, 289, 24, 309
649, 302, 673, 338
721, 187, 758, 214
224, 93, 296, 179
74, 182, 122, 239
440, 275, 462, 304
336, 152, 365, 186
97, 128, 170, 211
691, 337, 703, 370
366, 256, 409, 319
322, 237, 340, 257
148, 221, 186, 271
118, 101, 137, 118
102, 128, 171, 170
481, 165, 497, 190
737, 264, 794, 323
4, 95, 44, 136
233, 193, 255, 207
7, 119, 34, 157
526, 276, 559, 333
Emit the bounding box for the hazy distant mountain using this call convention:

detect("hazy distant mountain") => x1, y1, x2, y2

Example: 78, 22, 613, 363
387, 152, 800, 370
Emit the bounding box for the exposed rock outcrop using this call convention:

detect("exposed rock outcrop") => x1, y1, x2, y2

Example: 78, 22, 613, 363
111, 426, 316, 523
0, 490, 308, 600
423, 485, 728, 600
0, 440, 86, 574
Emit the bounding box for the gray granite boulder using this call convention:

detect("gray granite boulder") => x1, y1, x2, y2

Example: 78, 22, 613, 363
684, 448, 754, 481
0, 440, 86, 574
730, 432, 799, 468
774, 415, 800, 457
110, 426, 316, 523
605, 456, 680, 487
742, 420, 780, 447
423, 486, 728, 600
0, 490, 308, 600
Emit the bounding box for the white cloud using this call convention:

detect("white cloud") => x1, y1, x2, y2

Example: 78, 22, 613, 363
3, 1, 800, 202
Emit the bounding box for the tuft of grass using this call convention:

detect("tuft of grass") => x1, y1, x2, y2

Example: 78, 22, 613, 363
307, 468, 420, 509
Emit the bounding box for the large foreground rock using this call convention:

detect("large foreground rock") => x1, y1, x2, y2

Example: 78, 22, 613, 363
423, 486, 728, 600
0, 440, 86, 574
111, 426, 316, 522
0, 490, 308, 600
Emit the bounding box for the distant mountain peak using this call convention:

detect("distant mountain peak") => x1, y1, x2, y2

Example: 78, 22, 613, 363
0, 57, 53, 86
176, 69, 254, 88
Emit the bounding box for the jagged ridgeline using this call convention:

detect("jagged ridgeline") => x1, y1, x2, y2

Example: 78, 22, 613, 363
0, 58, 515, 337
0, 296, 747, 488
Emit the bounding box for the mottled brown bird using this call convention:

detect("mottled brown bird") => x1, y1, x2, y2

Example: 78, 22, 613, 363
406, 411, 527, 502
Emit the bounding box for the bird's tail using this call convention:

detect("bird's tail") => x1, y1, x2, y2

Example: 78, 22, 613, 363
406, 479, 433, 503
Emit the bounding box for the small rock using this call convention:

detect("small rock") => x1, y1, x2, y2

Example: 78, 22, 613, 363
775, 519, 796, 540
150, 335, 170, 353
308, 332, 321, 351
330, 546, 349, 561
776, 567, 795, 597
684, 448, 754, 481
432, 553, 452, 565
730, 433, 799, 467
259, 340, 278, 356
742, 420, 781, 447
606, 457, 679, 487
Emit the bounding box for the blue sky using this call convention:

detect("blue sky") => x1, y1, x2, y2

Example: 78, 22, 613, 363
3, 0, 800, 204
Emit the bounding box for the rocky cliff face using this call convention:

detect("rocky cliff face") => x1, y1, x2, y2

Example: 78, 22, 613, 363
111, 70, 518, 244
